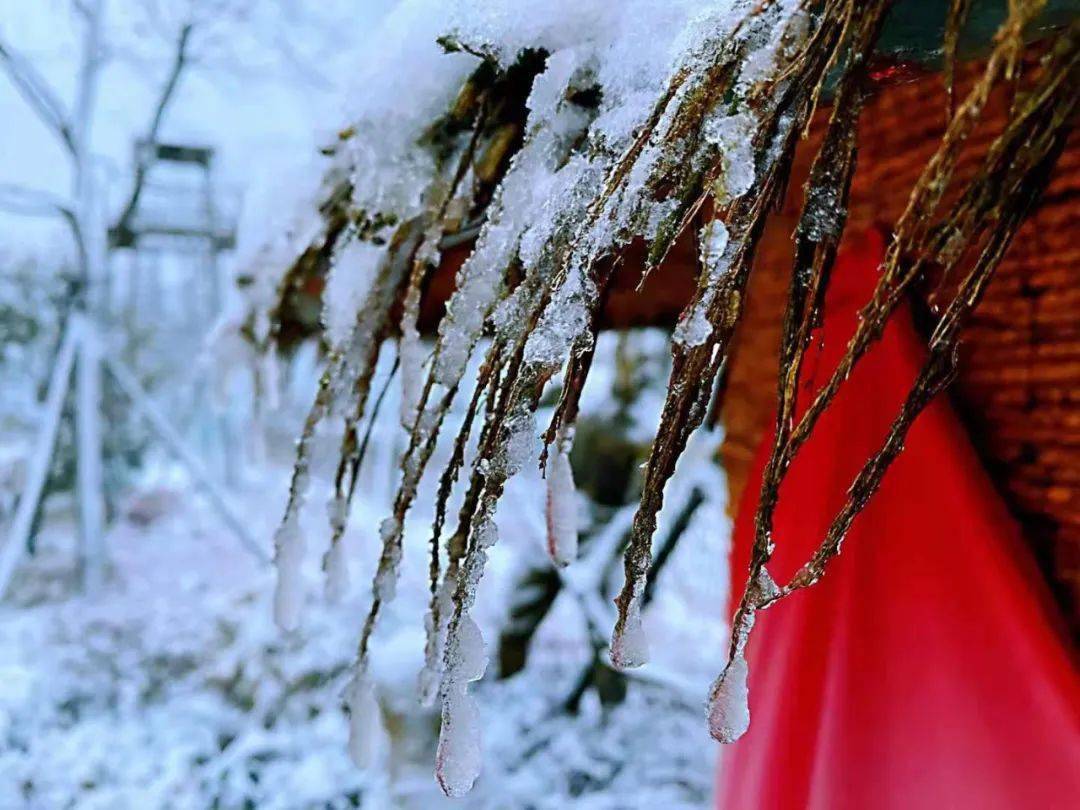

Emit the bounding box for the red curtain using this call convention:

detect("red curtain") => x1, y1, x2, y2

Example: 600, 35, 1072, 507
717, 229, 1080, 810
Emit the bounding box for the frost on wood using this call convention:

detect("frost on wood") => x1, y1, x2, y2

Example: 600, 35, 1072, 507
673, 218, 732, 346
754, 566, 781, 605
373, 516, 403, 603
256, 0, 1076, 796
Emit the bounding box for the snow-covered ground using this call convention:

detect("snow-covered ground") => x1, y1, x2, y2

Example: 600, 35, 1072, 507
0, 336, 731, 809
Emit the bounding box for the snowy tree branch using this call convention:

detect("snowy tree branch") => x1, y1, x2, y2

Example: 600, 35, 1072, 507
0, 39, 78, 156
0, 183, 76, 220
112, 22, 194, 239
70, 0, 92, 21
0, 183, 87, 273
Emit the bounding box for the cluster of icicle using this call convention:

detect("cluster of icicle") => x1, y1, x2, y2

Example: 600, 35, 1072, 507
267, 0, 819, 797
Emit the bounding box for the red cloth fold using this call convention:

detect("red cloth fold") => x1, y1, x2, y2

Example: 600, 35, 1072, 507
717, 229, 1080, 810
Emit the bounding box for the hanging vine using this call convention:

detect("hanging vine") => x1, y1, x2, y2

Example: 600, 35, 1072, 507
254, 0, 1077, 797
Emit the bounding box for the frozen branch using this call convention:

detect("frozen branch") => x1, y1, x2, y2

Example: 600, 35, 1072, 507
254, 0, 1075, 790
0, 183, 88, 277
112, 22, 194, 239
0, 39, 78, 155
0, 183, 76, 219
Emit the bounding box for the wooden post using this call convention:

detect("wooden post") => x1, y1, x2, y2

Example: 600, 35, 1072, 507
74, 314, 107, 592
104, 354, 269, 564
0, 318, 80, 598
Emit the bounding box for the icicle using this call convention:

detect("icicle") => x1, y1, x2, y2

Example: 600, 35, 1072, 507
260, 348, 282, 412
435, 683, 482, 798
434, 609, 487, 796
610, 591, 649, 669
398, 330, 425, 429
272, 511, 305, 632
500, 408, 539, 479
345, 673, 386, 769
700, 218, 731, 266
271, 389, 325, 633
373, 516, 403, 603
544, 427, 579, 567
707, 652, 750, 744
417, 629, 442, 707
707, 602, 756, 741
323, 538, 350, 604
322, 493, 350, 602
703, 113, 757, 203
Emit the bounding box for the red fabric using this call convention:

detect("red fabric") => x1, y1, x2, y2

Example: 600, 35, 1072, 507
717, 229, 1080, 810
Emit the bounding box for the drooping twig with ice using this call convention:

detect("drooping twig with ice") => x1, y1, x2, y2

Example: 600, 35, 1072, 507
255, 0, 1078, 795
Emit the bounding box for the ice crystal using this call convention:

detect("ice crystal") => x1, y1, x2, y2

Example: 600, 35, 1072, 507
706, 653, 749, 744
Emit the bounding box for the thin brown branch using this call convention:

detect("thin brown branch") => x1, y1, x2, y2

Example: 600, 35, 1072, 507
612, 0, 866, 666
944, 0, 974, 120
750, 5, 1076, 626
727, 0, 893, 665
112, 22, 194, 238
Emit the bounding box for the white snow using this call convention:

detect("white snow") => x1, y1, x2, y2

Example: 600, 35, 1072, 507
322, 238, 384, 350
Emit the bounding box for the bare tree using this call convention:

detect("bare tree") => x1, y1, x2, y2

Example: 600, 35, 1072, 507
0, 0, 333, 593
0, 0, 193, 297
0, 0, 347, 289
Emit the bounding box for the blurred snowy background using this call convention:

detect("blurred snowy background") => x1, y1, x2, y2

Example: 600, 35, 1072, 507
0, 2, 731, 807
